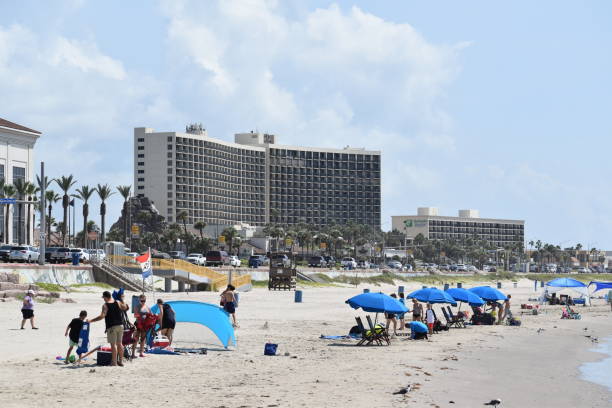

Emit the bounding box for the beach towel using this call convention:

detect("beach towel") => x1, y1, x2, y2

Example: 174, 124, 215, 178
76, 322, 90, 355
146, 347, 179, 355
319, 335, 360, 340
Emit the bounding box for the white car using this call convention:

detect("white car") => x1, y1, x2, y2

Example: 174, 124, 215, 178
86, 249, 106, 262
9, 246, 39, 263
456, 264, 467, 271
186, 253, 206, 266
229, 256, 241, 267
341, 257, 357, 269
70, 248, 90, 262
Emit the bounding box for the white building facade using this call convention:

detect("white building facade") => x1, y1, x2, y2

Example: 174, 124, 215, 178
0, 118, 41, 245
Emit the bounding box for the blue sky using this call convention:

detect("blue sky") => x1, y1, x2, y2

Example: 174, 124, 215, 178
1, 1, 611, 248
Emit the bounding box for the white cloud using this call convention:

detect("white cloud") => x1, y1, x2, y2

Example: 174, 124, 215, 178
50, 37, 126, 80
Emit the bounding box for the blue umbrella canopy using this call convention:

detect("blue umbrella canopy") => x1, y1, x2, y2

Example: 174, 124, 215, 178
546, 278, 586, 288
468, 286, 507, 301
406, 287, 457, 306
346, 292, 409, 314
445, 288, 485, 306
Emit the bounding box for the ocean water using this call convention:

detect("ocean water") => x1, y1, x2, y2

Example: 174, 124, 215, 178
580, 336, 612, 393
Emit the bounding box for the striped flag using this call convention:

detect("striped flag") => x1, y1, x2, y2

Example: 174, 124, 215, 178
136, 249, 152, 278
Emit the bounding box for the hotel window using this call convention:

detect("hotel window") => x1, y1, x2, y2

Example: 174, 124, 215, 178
137, 146, 144, 150
137, 170, 144, 174
137, 138, 145, 142
138, 154, 144, 158
12, 166, 25, 182
0, 164, 4, 182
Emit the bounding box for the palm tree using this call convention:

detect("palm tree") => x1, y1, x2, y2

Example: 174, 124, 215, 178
13, 179, 28, 244
116, 185, 131, 244
25, 182, 38, 245
55, 175, 77, 246
73, 185, 95, 248
177, 210, 188, 236
45, 191, 60, 246
221, 227, 239, 254
194, 220, 206, 239
95, 184, 114, 243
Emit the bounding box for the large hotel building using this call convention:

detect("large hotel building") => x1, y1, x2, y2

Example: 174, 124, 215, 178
134, 126, 381, 228
392, 208, 524, 248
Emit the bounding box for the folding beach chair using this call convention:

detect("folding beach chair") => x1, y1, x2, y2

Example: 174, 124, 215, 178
354, 317, 376, 346
442, 308, 463, 328
446, 306, 466, 328
431, 310, 447, 333
366, 315, 390, 345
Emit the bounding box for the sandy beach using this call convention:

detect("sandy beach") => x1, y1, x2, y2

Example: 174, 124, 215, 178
1, 279, 611, 408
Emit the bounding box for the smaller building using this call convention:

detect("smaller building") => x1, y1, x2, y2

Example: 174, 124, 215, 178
0, 118, 41, 245
392, 207, 524, 248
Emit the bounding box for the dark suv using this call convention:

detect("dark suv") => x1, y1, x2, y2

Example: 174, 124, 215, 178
0, 245, 13, 262
308, 256, 327, 267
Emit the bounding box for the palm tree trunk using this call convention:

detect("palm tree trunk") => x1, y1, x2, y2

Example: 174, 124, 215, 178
62, 195, 68, 246
47, 204, 52, 246
4, 205, 8, 244
83, 203, 88, 248
100, 202, 106, 243
122, 201, 127, 244
17, 203, 23, 244
26, 202, 31, 245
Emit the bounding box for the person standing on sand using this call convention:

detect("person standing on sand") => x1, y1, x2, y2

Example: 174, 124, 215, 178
133, 294, 152, 357
157, 299, 176, 345
220, 285, 238, 328
412, 299, 423, 322
20, 289, 38, 329
385, 293, 398, 335
425, 303, 435, 335
89, 291, 128, 366
502, 295, 512, 322
397, 292, 406, 331
64, 310, 87, 363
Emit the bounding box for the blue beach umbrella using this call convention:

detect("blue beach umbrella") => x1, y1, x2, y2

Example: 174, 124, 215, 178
546, 278, 586, 288
406, 287, 457, 306
346, 292, 409, 314
445, 288, 485, 306
469, 286, 507, 301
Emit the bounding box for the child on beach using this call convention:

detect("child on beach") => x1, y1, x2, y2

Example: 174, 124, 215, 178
425, 303, 435, 335
64, 310, 87, 363
220, 285, 238, 328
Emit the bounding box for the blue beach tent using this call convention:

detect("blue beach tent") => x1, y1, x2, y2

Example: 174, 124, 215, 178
468, 286, 507, 301
589, 281, 612, 293
445, 288, 485, 306
346, 292, 409, 314
407, 287, 457, 306
150, 301, 236, 349
545, 278, 587, 288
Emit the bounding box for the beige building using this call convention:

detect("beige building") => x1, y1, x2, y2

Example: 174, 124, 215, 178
392, 207, 524, 248
0, 118, 41, 244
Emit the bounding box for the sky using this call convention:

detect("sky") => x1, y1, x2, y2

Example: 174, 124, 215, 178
1, 0, 611, 248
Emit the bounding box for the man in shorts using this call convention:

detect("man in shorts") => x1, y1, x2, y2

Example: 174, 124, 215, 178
89, 291, 128, 366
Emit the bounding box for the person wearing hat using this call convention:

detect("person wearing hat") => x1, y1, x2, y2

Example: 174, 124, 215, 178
89, 291, 128, 366
20, 289, 38, 329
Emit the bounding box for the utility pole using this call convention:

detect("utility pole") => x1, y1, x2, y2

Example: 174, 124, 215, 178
38, 162, 46, 265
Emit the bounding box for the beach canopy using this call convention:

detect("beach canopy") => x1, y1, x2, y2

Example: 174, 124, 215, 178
346, 292, 409, 314
150, 301, 236, 349
546, 278, 587, 288
468, 286, 507, 301
445, 288, 485, 306
589, 281, 612, 293
406, 287, 457, 306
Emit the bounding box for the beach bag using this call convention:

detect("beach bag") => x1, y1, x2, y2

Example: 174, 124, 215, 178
349, 325, 361, 336
153, 334, 170, 348
509, 318, 521, 326
264, 343, 278, 356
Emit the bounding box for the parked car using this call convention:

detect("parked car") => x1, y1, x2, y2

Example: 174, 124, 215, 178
467, 265, 477, 272
51, 247, 73, 264
45, 247, 60, 262
456, 264, 467, 271
151, 251, 171, 259
186, 253, 206, 266
206, 250, 229, 266
440, 264, 450, 271
169, 251, 186, 260
357, 260, 370, 269
449, 264, 458, 271
229, 255, 241, 267
248, 255, 266, 268
86, 249, 106, 262
9, 246, 40, 263
576, 267, 589, 273
0, 244, 14, 262
270, 253, 291, 268
308, 256, 327, 267
387, 261, 402, 269
70, 248, 90, 262
323, 256, 336, 267
341, 257, 357, 269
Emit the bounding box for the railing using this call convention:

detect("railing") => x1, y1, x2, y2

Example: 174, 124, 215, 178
106, 255, 251, 291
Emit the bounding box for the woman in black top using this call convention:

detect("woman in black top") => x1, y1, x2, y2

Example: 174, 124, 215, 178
157, 299, 176, 346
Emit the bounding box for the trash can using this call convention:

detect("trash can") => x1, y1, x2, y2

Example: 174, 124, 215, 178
398, 285, 405, 294
497, 282, 502, 289
457, 282, 463, 288
443, 283, 449, 291
71, 252, 80, 266
513, 282, 517, 289
540, 280, 544, 288
422, 285, 428, 289
363, 288, 370, 294
294, 290, 303, 303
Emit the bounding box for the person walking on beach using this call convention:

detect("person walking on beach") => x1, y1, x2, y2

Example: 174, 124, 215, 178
425, 303, 435, 335
397, 292, 406, 332
220, 285, 238, 328
89, 291, 128, 366
64, 310, 87, 363
133, 295, 152, 357
20, 289, 38, 329
412, 299, 423, 322
502, 295, 512, 322
157, 299, 176, 345
385, 293, 398, 335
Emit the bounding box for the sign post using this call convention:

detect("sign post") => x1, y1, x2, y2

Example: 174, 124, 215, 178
38, 162, 46, 265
